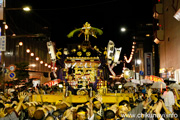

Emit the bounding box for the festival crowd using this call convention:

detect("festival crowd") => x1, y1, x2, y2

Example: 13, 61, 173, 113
0, 82, 180, 120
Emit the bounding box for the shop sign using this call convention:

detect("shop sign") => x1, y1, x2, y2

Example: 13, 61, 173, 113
44, 79, 60, 87
144, 53, 153, 76
145, 75, 164, 82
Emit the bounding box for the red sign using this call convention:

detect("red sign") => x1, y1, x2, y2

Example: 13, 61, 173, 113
44, 79, 60, 87
8, 64, 16, 72
145, 75, 164, 82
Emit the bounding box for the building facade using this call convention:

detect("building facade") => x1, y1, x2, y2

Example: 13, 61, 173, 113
3, 34, 52, 83
132, 23, 154, 79
153, 0, 180, 83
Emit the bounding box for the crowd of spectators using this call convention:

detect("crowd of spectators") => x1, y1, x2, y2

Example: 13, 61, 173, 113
0, 82, 180, 120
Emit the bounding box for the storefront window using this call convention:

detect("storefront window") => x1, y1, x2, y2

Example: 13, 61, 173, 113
159, 68, 175, 80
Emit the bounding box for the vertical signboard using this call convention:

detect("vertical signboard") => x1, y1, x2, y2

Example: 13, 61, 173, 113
0, 36, 6, 51
144, 53, 153, 76
0, 8, 3, 20
0, 0, 4, 20
0, 27, 1, 62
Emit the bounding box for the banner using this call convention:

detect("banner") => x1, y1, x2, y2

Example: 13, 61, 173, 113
144, 53, 153, 76
0, 36, 6, 51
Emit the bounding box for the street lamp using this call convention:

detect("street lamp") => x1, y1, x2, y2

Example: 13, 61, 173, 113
23, 6, 31, 12
137, 59, 142, 65
135, 59, 142, 80
5, 24, 8, 29
120, 27, 126, 32
134, 58, 142, 86
5, 6, 31, 11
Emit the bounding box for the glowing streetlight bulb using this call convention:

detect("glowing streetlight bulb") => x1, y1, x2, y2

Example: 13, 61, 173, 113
45, 63, 48, 66
120, 27, 126, 32
35, 57, 39, 61
40, 61, 43, 64
30, 53, 34, 56
26, 49, 30, 53
146, 34, 150, 37
5, 24, 8, 29
137, 59, 142, 65
48, 65, 51, 68
23, 6, 31, 11
19, 42, 23, 46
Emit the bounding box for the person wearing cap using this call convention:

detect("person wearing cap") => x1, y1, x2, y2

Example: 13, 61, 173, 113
161, 87, 175, 113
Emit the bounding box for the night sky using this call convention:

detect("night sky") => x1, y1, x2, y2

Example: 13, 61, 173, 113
6, 0, 154, 74
6, 0, 153, 45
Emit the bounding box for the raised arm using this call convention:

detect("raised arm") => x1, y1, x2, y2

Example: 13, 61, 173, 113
16, 92, 27, 113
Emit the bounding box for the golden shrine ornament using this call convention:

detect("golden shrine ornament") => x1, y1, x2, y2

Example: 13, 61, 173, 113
71, 49, 76, 53
56, 48, 62, 59
56, 51, 62, 59
86, 52, 91, 56
77, 51, 82, 56
82, 47, 87, 52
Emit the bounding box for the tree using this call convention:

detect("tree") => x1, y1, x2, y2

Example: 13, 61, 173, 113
15, 62, 29, 81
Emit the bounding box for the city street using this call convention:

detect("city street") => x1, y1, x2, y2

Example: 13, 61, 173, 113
0, 0, 180, 120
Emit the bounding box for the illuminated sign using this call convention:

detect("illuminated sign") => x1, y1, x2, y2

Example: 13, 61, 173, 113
144, 53, 153, 76
44, 79, 60, 87
145, 75, 164, 82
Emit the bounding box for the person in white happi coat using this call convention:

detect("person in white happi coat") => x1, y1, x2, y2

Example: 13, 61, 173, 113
161, 87, 175, 113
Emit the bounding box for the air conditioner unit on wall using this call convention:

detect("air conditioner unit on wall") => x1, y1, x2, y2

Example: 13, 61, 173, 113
154, 30, 164, 44
153, 3, 163, 19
